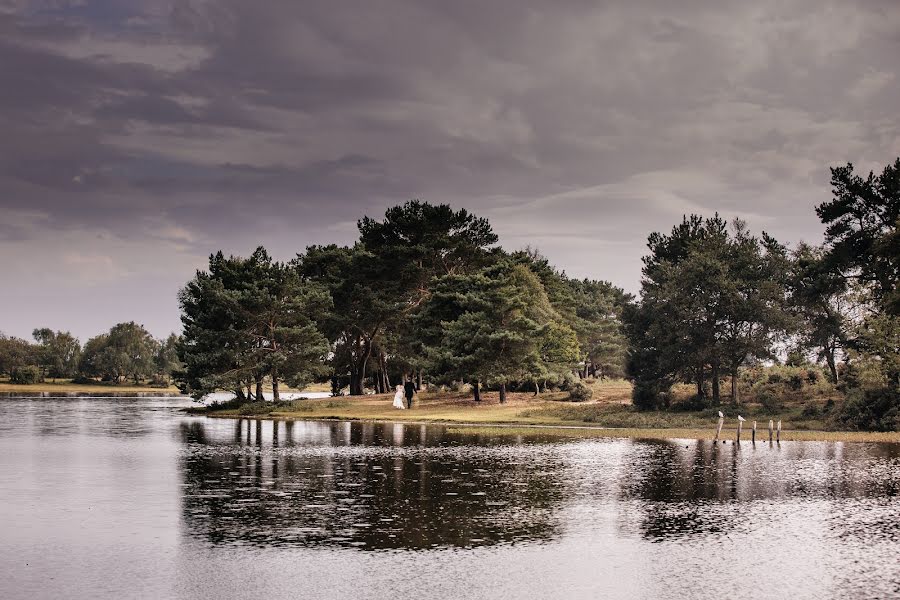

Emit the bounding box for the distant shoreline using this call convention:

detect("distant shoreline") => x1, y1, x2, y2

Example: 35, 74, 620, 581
0, 380, 181, 394
0, 379, 332, 395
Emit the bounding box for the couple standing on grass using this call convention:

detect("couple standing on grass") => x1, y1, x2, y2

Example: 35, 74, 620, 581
392, 378, 417, 409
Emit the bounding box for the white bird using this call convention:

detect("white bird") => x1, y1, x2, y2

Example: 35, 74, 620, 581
718, 411, 724, 418
737, 415, 745, 422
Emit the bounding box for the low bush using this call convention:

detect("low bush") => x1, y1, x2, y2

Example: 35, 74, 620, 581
800, 403, 822, 419
671, 393, 710, 412
755, 382, 783, 413
567, 381, 593, 402
631, 379, 671, 411
148, 375, 170, 388
238, 401, 276, 415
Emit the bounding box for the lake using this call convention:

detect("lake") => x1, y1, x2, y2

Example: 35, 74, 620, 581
1, 395, 898, 599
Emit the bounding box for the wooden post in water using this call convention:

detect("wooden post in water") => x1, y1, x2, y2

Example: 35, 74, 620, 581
752, 421, 757, 443
776, 420, 782, 443
714, 412, 724, 441
736, 416, 744, 442
768, 420, 774, 442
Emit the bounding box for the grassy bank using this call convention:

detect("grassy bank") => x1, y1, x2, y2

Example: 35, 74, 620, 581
196, 379, 900, 443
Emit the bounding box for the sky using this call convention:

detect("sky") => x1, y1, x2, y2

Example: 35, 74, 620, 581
1, 0, 899, 342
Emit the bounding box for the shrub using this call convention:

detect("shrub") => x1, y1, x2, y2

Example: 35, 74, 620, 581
755, 383, 783, 413
832, 388, 900, 432
10, 365, 42, 384
557, 372, 578, 392
567, 382, 593, 402
743, 365, 835, 406
788, 373, 804, 391
632, 380, 670, 411
148, 375, 170, 388
671, 393, 710, 412
238, 401, 274, 416
448, 380, 466, 393
800, 403, 822, 419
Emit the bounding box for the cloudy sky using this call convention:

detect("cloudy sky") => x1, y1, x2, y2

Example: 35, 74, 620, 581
1, 0, 899, 341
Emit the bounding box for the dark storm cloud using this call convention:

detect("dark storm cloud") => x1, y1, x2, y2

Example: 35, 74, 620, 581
1, 0, 899, 340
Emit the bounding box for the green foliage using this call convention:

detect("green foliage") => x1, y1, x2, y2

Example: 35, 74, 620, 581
78, 322, 157, 383
566, 381, 593, 402
32, 328, 81, 378
626, 215, 792, 405
154, 333, 181, 384
0, 334, 36, 376
178, 248, 331, 400
428, 260, 580, 400
832, 388, 900, 432
514, 249, 630, 379
739, 365, 836, 411
817, 159, 899, 315
813, 158, 900, 401
631, 380, 671, 411
9, 365, 42, 384
788, 243, 847, 382
297, 203, 498, 396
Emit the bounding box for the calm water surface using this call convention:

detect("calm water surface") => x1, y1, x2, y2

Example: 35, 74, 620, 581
1, 395, 898, 599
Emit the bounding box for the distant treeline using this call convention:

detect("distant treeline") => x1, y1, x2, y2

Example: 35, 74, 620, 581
0, 324, 180, 386
1, 159, 896, 429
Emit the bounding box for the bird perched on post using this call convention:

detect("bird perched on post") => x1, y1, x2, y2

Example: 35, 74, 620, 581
737, 415, 745, 423
718, 411, 724, 418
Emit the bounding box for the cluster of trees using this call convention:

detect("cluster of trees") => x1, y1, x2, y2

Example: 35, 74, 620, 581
627, 158, 899, 429
177, 201, 629, 401
0, 323, 181, 385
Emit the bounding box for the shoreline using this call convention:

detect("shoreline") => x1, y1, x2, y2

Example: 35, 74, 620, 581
194, 391, 900, 443
202, 412, 900, 443
4, 381, 895, 442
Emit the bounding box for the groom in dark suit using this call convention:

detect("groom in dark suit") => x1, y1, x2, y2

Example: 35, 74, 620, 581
403, 378, 416, 409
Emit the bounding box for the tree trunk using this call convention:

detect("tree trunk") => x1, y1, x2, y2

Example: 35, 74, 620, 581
246, 380, 253, 402
696, 365, 705, 398
825, 345, 839, 384
711, 363, 721, 404
255, 375, 264, 403
358, 340, 373, 395
731, 365, 740, 405
473, 379, 481, 402
533, 380, 539, 396
272, 368, 280, 402
349, 368, 363, 396
499, 382, 507, 404
417, 369, 422, 391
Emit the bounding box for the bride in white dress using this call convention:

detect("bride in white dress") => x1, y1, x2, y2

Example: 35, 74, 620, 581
392, 384, 406, 409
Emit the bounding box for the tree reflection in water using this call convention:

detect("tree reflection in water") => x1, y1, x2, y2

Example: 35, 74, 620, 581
617, 438, 900, 542
178, 420, 567, 550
